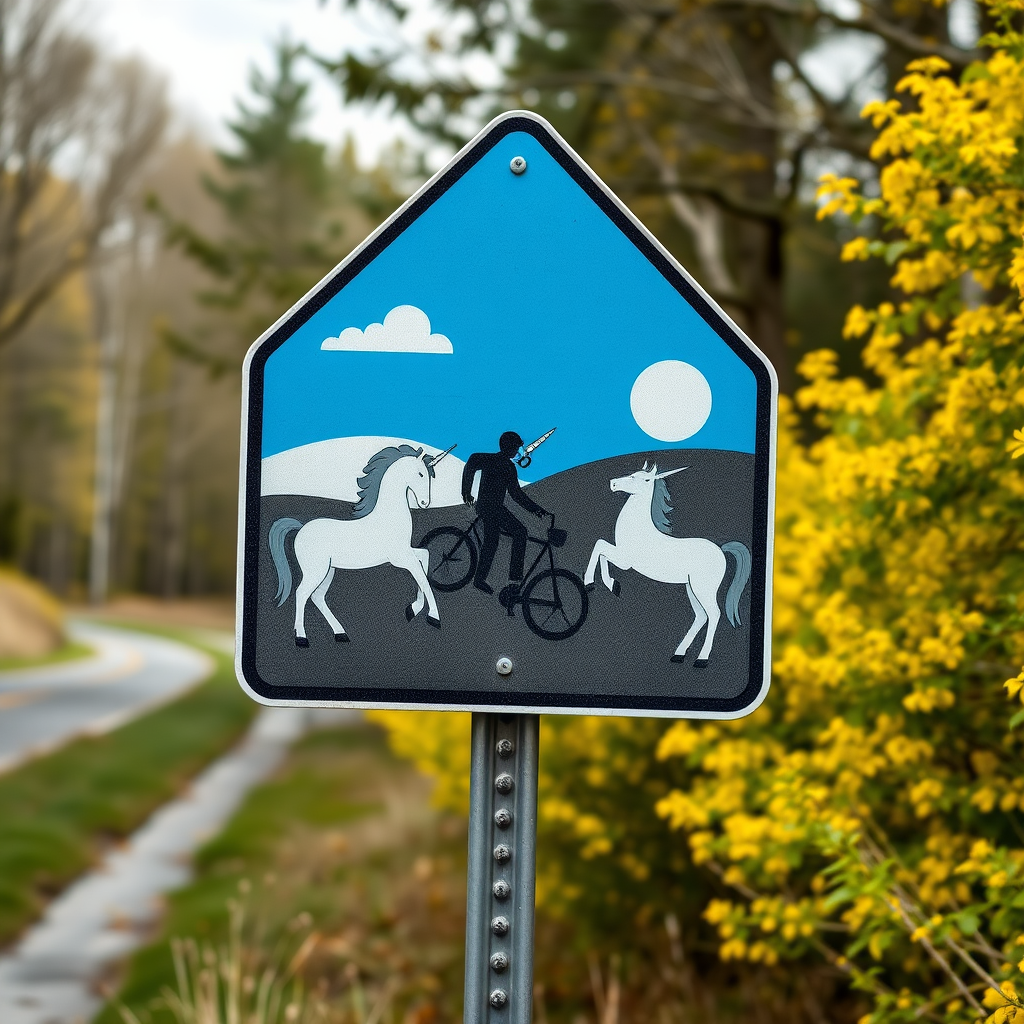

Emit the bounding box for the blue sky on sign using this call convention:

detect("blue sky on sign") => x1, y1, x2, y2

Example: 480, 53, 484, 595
261, 130, 757, 479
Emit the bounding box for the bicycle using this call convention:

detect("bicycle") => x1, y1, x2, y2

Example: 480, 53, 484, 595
420, 512, 589, 641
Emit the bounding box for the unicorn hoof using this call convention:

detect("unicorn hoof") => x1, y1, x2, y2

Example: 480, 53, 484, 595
295, 636, 309, 648
427, 615, 441, 630
585, 582, 595, 592
670, 654, 685, 664
694, 658, 709, 668
611, 580, 621, 597
405, 605, 415, 622
334, 633, 350, 643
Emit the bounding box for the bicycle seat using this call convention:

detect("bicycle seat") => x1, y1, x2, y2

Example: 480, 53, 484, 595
547, 526, 567, 548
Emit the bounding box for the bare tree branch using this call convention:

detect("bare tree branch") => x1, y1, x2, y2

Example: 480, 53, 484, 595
0, 0, 168, 350
635, 125, 744, 301
705, 0, 979, 67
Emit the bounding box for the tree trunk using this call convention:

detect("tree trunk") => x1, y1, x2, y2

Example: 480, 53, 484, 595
88, 266, 119, 605
160, 365, 190, 599
745, 215, 788, 391
727, 13, 789, 391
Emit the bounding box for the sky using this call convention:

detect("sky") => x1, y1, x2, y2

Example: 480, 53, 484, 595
90, 0, 445, 162
259, 129, 760, 480
89, 0, 962, 165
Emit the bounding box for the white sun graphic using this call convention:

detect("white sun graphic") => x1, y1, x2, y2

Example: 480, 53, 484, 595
630, 360, 712, 442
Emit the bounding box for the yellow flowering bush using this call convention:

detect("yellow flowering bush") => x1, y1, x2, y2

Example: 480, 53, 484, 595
655, 6, 1024, 1019
373, 3, 1024, 1017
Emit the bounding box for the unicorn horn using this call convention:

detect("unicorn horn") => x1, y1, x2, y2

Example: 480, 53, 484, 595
655, 466, 688, 479
427, 444, 457, 466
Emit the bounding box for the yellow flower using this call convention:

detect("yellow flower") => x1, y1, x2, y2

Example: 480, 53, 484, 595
1008, 428, 1024, 459
841, 237, 871, 262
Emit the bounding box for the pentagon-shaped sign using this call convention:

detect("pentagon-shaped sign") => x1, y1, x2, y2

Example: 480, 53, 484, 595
236, 111, 777, 718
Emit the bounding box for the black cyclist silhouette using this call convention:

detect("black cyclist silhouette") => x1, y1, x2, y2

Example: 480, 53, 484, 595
461, 431, 547, 594
419, 428, 588, 641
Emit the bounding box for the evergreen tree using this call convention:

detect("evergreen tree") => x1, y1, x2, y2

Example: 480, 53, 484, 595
155, 41, 400, 371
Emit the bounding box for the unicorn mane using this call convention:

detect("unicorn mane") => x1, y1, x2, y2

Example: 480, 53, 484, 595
352, 444, 432, 519
650, 476, 673, 535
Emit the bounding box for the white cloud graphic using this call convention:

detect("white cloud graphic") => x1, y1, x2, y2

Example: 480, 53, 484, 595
321, 305, 453, 354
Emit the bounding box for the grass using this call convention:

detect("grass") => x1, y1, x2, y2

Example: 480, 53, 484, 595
98, 722, 468, 1024
119, 907, 350, 1024
0, 639, 94, 671
0, 633, 256, 946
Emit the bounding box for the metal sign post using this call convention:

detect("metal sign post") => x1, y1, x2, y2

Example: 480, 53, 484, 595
464, 714, 540, 1022
466, 716, 544, 1019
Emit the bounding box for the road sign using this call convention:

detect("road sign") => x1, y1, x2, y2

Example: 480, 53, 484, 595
236, 110, 777, 720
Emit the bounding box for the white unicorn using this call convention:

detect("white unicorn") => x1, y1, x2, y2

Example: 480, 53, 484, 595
584, 462, 751, 666
268, 444, 452, 646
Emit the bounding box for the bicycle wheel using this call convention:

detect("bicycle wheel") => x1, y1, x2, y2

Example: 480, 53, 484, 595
522, 568, 588, 641
421, 526, 477, 591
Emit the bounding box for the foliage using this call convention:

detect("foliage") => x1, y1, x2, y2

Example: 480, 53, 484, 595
373, 3, 1024, 1020
0, 564, 64, 658
0, 264, 109, 595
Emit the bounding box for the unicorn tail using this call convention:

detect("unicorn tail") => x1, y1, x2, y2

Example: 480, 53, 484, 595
721, 541, 752, 627
268, 518, 303, 607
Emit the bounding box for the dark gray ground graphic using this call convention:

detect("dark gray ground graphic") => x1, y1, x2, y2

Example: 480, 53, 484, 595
252, 450, 756, 704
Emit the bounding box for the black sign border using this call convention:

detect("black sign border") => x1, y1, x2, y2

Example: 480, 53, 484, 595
239, 113, 775, 717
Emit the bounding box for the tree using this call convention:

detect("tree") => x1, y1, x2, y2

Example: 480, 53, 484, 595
318, 0, 974, 388
0, 0, 168, 350
154, 42, 401, 371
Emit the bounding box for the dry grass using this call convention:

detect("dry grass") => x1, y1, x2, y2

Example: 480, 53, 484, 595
100, 723, 467, 1024
116, 897, 397, 1024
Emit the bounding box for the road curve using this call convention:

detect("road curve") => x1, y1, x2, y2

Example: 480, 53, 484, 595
0, 621, 214, 775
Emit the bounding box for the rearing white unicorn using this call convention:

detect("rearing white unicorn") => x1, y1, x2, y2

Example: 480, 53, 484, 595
268, 444, 451, 646
584, 462, 751, 666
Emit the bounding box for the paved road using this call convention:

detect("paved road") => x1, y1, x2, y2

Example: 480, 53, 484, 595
0, 707, 328, 1024
0, 621, 214, 775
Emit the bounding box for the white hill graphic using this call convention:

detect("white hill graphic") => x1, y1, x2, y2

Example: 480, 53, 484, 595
261, 437, 470, 506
